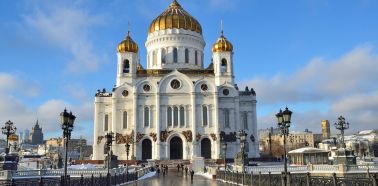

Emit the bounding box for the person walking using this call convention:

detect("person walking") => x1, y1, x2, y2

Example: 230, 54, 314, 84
190, 169, 194, 183
185, 166, 188, 176
177, 164, 180, 172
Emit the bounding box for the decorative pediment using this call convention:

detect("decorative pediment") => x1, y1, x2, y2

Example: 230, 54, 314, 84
182, 130, 193, 142
150, 132, 157, 142
136, 132, 145, 143
115, 132, 134, 144
160, 130, 173, 142
97, 136, 104, 144
210, 133, 217, 141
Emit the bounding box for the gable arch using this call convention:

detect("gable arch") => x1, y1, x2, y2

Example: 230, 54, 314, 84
112, 83, 134, 98
194, 79, 216, 93
158, 70, 194, 93
135, 78, 158, 93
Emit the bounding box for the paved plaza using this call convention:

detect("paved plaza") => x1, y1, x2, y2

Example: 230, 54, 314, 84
126, 169, 228, 186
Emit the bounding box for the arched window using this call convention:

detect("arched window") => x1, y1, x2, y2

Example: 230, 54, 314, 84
123, 59, 130, 73
161, 48, 166, 64
173, 106, 179, 127
243, 112, 248, 129
123, 111, 128, 129
202, 106, 208, 126
180, 106, 185, 127
173, 48, 178, 63
185, 49, 189, 63
221, 58, 227, 73
153, 51, 157, 66
224, 109, 230, 128
167, 107, 172, 127
144, 107, 150, 127
195, 51, 198, 65
104, 114, 109, 131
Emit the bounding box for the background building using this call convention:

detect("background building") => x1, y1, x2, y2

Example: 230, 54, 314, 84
29, 120, 44, 145
322, 120, 330, 140
259, 128, 322, 158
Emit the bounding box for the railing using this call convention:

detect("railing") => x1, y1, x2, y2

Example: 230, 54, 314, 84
0, 167, 152, 186
216, 170, 378, 186
243, 164, 378, 174
10, 166, 140, 178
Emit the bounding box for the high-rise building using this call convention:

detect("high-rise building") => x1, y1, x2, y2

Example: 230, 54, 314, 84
29, 120, 44, 145
321, 120, 330, 140
23, 129, 30, 144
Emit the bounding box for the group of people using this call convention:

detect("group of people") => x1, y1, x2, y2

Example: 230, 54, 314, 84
156, 164, 169, 176
155, 163, 195, 182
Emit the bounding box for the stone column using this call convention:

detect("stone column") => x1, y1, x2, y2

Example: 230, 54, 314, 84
213, 92, 220, 159
111, 98, 118, 156
191, 92, 197, 158
132, 92, 138, 159
155, 93, 161, 160
93, 98, 100, 160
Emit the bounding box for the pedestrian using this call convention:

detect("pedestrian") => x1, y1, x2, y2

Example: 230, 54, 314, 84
177, 164, 180, 172
165, 165, 168, 175
185, 166, 188, 176
190, 169, 194, 183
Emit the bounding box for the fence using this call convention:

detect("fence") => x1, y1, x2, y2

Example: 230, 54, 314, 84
244, 164, 378, 174
0, 167, 151, 186
216, 170, 378, 186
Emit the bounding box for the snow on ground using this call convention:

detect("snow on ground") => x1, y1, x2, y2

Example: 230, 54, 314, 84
68, 163, 97, 170
195, 172, 213, 179
138, 171, 157, 180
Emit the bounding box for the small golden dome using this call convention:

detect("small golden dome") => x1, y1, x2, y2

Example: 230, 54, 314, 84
212, 32, 233, 52
148, 0, 202, 35
117, 31, 138, 53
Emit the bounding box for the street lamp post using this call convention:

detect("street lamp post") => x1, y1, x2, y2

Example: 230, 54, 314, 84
125, 143, 130, 181
60, 109, 76, 185
334, 116, 349, 148
238, 130, 247, 185
125, 143, 130, 161
105, 132, 114, 175
1, 120, 17, 154
276, 107, 293, 186
221, 136, 227, 180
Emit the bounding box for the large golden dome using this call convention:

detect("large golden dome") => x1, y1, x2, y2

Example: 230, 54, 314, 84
212, 31, 233, 52
148, 0, 202, 35
117, 31, 138, 53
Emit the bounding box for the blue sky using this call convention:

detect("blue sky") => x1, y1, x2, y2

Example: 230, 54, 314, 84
1, 0, 378, 143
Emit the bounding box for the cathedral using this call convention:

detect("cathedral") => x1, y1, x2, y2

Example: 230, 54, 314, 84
92, 0, 259, 161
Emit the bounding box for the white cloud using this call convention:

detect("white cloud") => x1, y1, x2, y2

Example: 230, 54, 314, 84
0, 72, 93, 141
242, 45, 378, 133
23, 2, 105, 73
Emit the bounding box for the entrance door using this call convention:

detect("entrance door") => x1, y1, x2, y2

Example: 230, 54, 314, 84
201, 138, 211, 159
142, 139, 152, 160
170, 137, 183, 159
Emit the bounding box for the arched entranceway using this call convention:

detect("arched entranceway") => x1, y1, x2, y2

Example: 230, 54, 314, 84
201, 138, 211, 159
170, 136, 183, 159
142, 139, 152, 160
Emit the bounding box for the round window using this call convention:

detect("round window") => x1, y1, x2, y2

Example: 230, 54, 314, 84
223, 89, 229, 96
170, 79, 181, 89
122, 90, 129, 97
143, 84, 151, 92
201, 84, 208, 91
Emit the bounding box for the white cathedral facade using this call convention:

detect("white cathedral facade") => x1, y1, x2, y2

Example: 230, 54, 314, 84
92, 0, 259, 161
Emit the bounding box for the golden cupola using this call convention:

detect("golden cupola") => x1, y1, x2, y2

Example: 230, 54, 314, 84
212, 31, 233, 52
148, 0, 202, 35
117, 31, 139, 53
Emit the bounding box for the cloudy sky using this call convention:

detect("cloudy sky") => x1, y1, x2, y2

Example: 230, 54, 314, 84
1, 0, 377, 143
